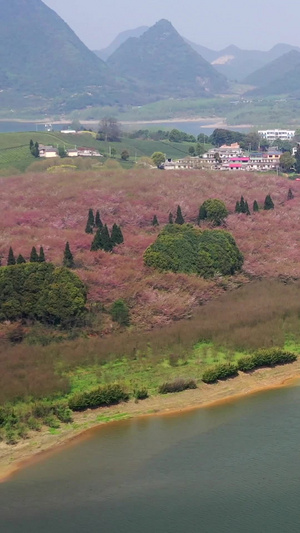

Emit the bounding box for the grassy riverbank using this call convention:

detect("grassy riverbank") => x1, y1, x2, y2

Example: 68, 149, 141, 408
1, 359, 300, 483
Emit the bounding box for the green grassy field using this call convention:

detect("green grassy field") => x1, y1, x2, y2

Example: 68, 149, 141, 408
0, 131, 196, 173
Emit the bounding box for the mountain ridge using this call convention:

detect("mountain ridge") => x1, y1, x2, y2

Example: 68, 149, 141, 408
107, 19, 228, 100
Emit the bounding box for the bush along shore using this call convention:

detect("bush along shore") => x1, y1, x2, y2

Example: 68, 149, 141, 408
0, 348, 297, 445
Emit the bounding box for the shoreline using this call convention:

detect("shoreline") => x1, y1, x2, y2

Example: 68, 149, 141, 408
1, 360, 300, 484
0, 117, 252, 130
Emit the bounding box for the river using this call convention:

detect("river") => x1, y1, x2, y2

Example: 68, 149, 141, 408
1, 383, 300, 532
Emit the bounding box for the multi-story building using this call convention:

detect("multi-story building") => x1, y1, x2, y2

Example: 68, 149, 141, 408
258, 129, 295, 141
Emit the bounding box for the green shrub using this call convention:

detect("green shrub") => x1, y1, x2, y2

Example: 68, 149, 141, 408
237, 349, 297, 372
55, 405, 73, 423
202, 363, 238, 384
32, 401, 54, 419
236, 355, 257, 372
144, 224, 243, 277
27, 416, 41, 431
43, 415, 60, 428
69, 384, 129, 412
133, 388, 149, 400
5, 427, 19, 445
158, 378, 197, 394
110, 299, 130, 326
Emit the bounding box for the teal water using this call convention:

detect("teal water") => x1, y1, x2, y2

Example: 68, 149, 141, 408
1, 384, 300, 533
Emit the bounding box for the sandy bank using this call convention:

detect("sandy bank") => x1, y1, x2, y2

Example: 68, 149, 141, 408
1, 360, 300, 483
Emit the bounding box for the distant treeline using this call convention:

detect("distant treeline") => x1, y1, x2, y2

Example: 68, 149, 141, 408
125, 127, 263, 151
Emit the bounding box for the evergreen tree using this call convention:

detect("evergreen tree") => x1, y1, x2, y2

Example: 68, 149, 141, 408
87, 208, 95, 227
175, 205, 185, 225
7, 247, 16, 266
101, 224, 113, 252
287, 188, 294, 200
168, 212, 174, 224
90, 228, 104, 251
253, 200, 259, 212
245, 201, 251, 216
30, 246, 39, 263
197, 204, 207, 224
152, 215, 159, 226
39, 246, 45, 263
95, 210, 103, 229
63, 242, 75, 268
31, 141, 39, 158
264, 194, 274, 210
235, 201, 241, 213
16, 254, 26, 264
29, 139, 34, 151
111, 224, 124, 245
240, 196, 246, 214
85, 220, 93, 234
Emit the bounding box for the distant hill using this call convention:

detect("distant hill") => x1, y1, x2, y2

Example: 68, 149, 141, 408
0, 0, 117, 99
107, 20, 228, 99
94, 26, 149, 61
185, 41, 300, 81
243, 50, 300, 96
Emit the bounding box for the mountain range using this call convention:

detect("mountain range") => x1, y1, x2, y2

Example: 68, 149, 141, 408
98, 27, 300, 82
244, 50, 300, 96
107, 20, 228, 99
2, 0, 300, 114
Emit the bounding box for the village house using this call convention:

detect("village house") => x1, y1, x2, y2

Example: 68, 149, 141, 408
77, 147, 102, 157
39, 145, 58, 158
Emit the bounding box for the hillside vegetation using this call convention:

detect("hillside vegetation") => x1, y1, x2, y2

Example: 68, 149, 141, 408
0, 131, 196, 173
0, 166, 300, 442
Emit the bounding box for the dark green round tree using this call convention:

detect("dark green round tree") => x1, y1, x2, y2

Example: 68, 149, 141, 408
63, 242, 75, 268
198, 199, 228, 226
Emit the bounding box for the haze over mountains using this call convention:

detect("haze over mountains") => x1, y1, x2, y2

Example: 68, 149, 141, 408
98, 26, 300, 83
107, 20, 228, 99
1, 0, 300, 114
244, 50, 300, 96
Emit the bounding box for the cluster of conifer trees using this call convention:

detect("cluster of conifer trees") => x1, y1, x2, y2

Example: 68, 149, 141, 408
85, 209, 124, 252
151, 206, 186, 227
235, 194, 275, 215
5, 246, 45, 266
3, 243, 75, 269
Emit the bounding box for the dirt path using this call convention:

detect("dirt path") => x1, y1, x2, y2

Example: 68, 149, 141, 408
1, 361, 300, 483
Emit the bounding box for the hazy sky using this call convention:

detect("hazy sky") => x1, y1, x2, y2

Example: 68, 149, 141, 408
44, 0, 300, 52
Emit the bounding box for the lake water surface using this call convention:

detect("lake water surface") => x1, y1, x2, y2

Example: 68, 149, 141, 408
2, 383, 300, 532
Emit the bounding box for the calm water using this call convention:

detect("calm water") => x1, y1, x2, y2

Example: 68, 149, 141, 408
2, 384, 300, 533
0, 121, 250, 136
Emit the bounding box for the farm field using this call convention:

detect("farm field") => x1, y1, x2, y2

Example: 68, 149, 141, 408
0, 131, 194, 173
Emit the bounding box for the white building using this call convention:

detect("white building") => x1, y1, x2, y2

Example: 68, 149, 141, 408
39, 145, 58, 158
258, 129, 295, 141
